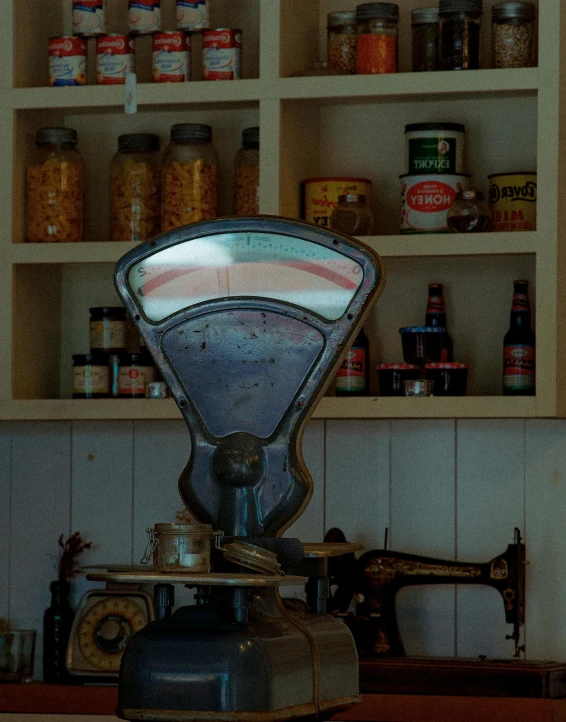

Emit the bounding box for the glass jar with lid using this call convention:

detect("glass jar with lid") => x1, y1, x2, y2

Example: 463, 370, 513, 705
327, 11, 357, 74
109, 133, 161, 242
492, 2, 535, 69
235, 127, 259, 216
26, 127, 85, 242
162, 123, 219, 232
356, 3, 399, 74
447, 190, 491, 232
330, 194, 374, 236
412, 7, 439, 72
439, 0, 483, 71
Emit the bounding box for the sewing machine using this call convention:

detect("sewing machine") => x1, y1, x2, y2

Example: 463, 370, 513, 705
326, 528, 525, 659
87, 217, 385, 722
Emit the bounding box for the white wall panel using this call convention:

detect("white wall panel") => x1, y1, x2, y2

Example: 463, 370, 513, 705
456, 420, 525, 659
10, 422, 72, 679
390, 420, 456, 657
0, 423, 11, 622
525, 420, 566, 661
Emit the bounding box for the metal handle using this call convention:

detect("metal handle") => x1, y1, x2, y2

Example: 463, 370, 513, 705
213, 530, 224, 549
140, 527, 159, 564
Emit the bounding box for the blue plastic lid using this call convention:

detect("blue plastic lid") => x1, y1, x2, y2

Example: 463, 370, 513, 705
399, 326, 445, 333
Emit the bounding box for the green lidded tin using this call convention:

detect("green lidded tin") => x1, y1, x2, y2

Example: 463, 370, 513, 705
405, 122, 465, 175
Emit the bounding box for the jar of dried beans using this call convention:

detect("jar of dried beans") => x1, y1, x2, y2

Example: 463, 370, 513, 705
439, 0, 483, 71
356, 3, 399, 75
26, 127, 85, 242
412, 7, 439, 72
110, 133, 161, 242
235, 127, 259, 216
162, 123, 219, 232
492, 2, 535, 69
327, 11, 357, 74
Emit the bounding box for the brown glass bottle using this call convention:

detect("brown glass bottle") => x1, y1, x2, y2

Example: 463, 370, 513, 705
503, 279, 535, 395
425, 283, 454, 362
336, 329, 369, 396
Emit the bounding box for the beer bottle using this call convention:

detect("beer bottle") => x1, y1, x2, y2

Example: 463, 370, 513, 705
425, 283, 454, 362
503, 279, 535, 395
336, 329, 370, 396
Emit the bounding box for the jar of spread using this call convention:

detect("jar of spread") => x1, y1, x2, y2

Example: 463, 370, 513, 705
447, 190, 491, 232
330, 194, 374, 236
235, 127, 259, 216
26, 127, 85, 242
72, 354, 110, 398
109, 133, 161, 242
89, 307, 128, 353
327, 11, 357, 74
162, 123, 219, 232
118, 352, 156, 397
356, 3, 399, 74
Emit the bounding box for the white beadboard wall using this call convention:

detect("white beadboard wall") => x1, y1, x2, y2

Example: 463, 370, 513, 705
1, 418, 566, 680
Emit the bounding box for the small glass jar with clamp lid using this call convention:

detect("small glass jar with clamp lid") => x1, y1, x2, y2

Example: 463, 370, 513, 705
330, 194, 374, 236
327, 11, 357, 74
439, 0, 483, 70
492, 2, 535, 69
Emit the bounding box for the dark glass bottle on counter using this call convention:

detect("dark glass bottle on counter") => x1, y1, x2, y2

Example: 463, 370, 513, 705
425, 283, 454, 362
503, 279, 535, 395
336, 329, 369, 396
43, 581, 75, 683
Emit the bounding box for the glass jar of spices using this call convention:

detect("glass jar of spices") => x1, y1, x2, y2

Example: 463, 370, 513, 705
356, 3, 399, 75
447, 190, 491, 232
109, 133, 161, 243
235, 127, 259, 216
412, 7, 439, 72
439, 0, 483, 71
26, 127, 85, 243
330, 194, 374, 236
492, 2, 535, 69
327, 11, 357, 74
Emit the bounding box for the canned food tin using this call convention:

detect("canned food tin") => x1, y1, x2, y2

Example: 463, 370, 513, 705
488, 172, 537, 231
153, 31, 191, 82
177, 0, 209, 31
405, 122, 465, 175
48, 37, 87, 86
302, 177, 372, 227
203, 28, 242, 80
72, 0, 106, 36
129, 0, 161, 35
96, 35, 135, 85
400, 173, 470, 233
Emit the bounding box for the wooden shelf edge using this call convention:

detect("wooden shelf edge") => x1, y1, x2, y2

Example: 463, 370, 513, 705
0, 683, 118, 715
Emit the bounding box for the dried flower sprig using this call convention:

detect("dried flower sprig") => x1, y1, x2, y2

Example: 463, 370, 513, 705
57, 532, 93, 582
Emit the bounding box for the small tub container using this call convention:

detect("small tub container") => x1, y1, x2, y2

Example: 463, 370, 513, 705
400, 326, 445, 364
377, 363, 420, 396
425, 362, 469, 395
150, 523, 216, 572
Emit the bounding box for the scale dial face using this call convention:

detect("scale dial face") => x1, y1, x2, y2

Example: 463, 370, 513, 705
70, 592, 151, 675
128, 231, 364, 323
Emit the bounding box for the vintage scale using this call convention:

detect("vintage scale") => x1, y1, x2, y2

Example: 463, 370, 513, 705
88, 217, 385, 722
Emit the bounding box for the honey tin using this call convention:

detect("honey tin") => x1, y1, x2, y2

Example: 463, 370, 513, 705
96, 35, 135, 85
302, 177, 372, 227
72, 0, 106, 36
153, 31, 191, 82
48, 36, 87, 86
488, 172, 537, 231
400, 173, 469, 233
203, 29, 242, 80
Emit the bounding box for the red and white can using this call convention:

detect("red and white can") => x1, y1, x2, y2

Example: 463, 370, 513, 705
176, 0, 209, 31
128, 0, 161, 35
203, 28, 242, 80
72, 0, 106, 36
96, 35, 136, 85
48, 36, 87, 86
152, 31, 191, 82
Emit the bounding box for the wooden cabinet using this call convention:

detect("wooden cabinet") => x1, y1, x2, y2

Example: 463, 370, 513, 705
0, 0, 562, 421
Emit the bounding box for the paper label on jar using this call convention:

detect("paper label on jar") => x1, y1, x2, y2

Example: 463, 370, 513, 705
90, 320, 127, 350
73, 365, 110, 394
119, 365, 155, 394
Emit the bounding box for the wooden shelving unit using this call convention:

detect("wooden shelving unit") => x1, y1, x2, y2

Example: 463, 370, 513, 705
0, 0, 562, 420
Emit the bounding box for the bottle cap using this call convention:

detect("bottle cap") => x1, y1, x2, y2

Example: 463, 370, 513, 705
439, 0, 483, 14
492, 2, 535, 21
411, 7, 439, 23
72, 353, 109, 365
170, 123, 212, 142
242, 127, 259, 146
118, 133, 160, 152
356, 3, 399, 22
36, 127, 78, 146
328, 10, 357, 26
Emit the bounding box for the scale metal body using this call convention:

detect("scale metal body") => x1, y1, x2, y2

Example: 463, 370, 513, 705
105, 217, 385, 722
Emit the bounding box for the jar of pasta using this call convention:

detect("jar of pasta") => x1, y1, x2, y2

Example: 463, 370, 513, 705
110, 133, 161, 242
235, 127, 259, 216
162, 123, 219, 232
26, 127, 85, 243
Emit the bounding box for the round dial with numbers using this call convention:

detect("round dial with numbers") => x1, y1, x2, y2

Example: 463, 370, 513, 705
77, 596, 149, 672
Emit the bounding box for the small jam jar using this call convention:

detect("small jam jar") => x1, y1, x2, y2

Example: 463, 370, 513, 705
425, 362, 469, 395
400, 326, 445, 364
377, 364, 420, 396
89, 307, 128, 354
72, 353, 110, 398
330, 194, 374, 236
118, 352, 156, 397
447, 190, 492, 233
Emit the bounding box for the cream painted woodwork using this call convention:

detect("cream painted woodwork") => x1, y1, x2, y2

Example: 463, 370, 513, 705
0, 0, 561, 420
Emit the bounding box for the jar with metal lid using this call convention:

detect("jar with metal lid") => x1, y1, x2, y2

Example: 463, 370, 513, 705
447, 190, 491, 232
439, 0, 483, 71
26, 127, 84, 243
330, 194, 374, 236
327, 11, 357, 74
110, 134, 161, 243
235, 127, 259, 216
142, 523, 219, 572
492, 2, 535, 69
89, 307, 128, 353
162, 123, 219, 232
356, 3, 399, 74
412, 7, 439, 72
118, 351, 156, 398
72, 353, 110, 399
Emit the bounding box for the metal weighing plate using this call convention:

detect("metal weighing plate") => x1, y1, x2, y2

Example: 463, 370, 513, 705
302, 542, 364, 558
87, 570, 306, 587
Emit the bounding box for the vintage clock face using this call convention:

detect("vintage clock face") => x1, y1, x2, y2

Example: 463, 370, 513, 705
67, 590, 153, 676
